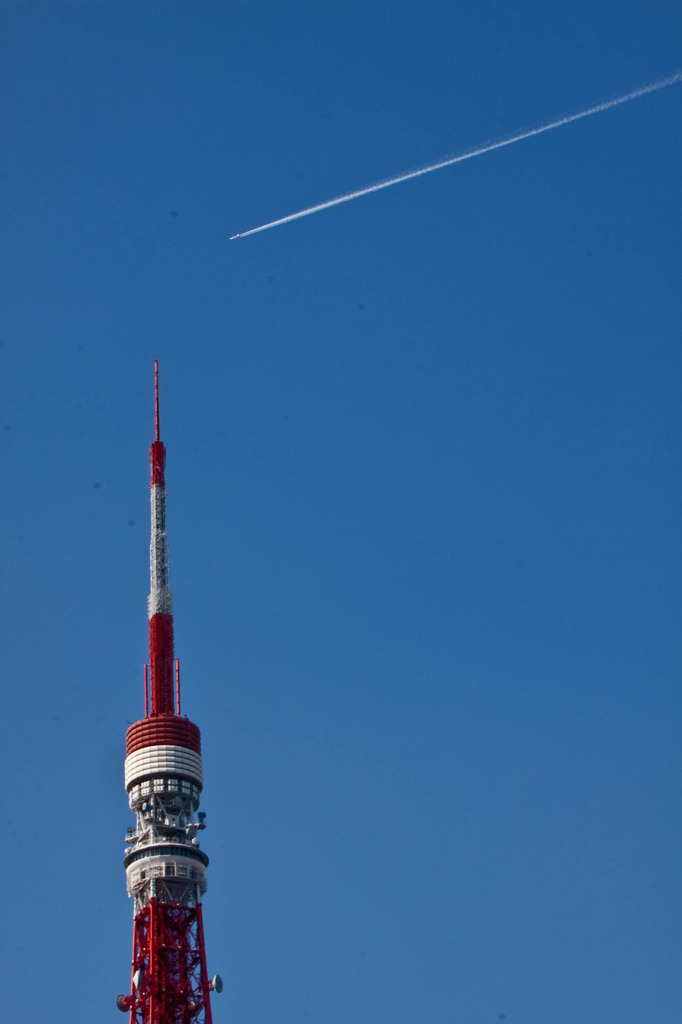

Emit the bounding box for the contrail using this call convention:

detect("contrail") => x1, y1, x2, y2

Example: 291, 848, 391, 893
230, 71, 682, 240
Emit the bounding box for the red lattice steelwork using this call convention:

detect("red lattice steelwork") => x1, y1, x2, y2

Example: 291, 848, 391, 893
126, 899, 213, 1024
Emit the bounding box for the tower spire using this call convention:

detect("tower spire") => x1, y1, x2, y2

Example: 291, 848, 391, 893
148, 361, 174, 716
154, 357, 161, 442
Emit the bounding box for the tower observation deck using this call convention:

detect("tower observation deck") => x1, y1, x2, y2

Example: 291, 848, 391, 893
117, 362, 221, 1023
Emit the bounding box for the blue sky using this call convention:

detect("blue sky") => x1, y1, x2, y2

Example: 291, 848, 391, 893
1, 3, 681, 1022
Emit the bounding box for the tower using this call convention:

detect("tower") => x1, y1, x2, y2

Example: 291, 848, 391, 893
117, 362, 221, 1022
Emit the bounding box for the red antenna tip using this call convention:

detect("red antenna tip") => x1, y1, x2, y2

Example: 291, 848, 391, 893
154, 359, 161, 441
150, 360, 166, 487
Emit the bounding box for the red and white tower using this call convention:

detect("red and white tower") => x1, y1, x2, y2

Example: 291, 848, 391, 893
117, 362, 221, 1023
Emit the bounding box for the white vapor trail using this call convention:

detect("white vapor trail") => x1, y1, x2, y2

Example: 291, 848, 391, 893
230, 71, 681, 240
